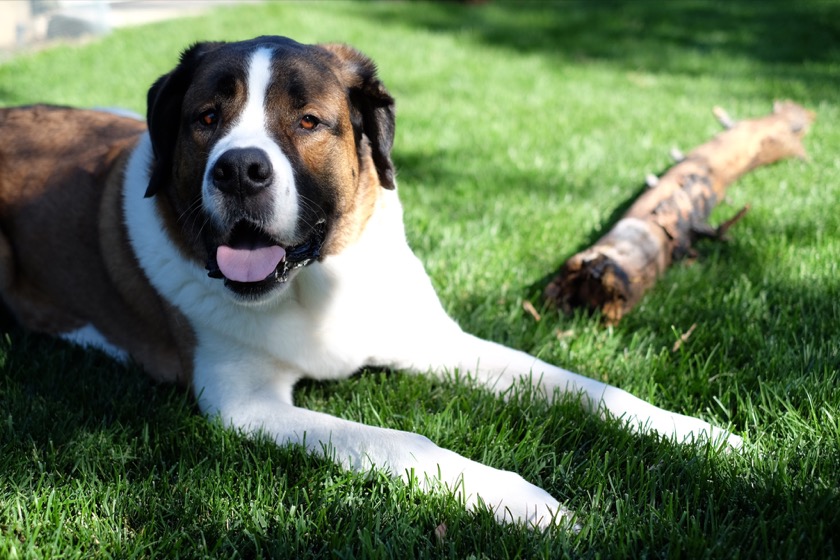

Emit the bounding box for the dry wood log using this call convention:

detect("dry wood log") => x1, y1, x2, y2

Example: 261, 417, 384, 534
544, 101, 815, 325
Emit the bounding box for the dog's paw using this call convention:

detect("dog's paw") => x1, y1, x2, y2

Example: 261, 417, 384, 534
460, 466, 579, 531
647, 409, 743, 450
399, 433, 577, 530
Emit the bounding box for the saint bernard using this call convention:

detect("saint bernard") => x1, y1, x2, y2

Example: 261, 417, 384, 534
0, 36, 742, 529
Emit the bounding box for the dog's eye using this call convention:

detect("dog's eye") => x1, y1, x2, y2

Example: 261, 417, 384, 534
199, 110, 219, 127
300, 115, 320, 131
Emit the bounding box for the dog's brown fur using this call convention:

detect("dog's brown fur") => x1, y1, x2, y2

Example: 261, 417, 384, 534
0, 105, 194, 383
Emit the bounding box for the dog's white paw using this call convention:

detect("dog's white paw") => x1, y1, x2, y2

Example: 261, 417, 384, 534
457, 464, 577, 531
646, 409, 743, 450
402, 436, 576, 530
602, 389, 743, 450
478, 473, 577, 530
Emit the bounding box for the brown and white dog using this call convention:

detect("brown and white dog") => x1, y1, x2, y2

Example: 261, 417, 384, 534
0, 36, 741, 528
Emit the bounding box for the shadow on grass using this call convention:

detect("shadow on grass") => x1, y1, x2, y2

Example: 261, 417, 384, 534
1, 327, 837, 555
393, 142, 837, 435
0, 329, 375, 555
368, 0, 839, 102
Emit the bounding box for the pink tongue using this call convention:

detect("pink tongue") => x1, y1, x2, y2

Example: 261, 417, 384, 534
216, 244, 286, 283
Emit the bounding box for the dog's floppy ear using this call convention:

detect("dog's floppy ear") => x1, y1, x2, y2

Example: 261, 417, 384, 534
318, 43, 396, 190
144, 41, 223, 198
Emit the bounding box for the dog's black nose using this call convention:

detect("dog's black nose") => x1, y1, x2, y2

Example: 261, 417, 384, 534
212, 148, 273, 196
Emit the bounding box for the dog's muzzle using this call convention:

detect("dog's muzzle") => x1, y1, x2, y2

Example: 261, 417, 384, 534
203, 146, 326, 294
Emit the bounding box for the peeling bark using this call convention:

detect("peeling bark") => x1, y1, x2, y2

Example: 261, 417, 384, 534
544, 101, 815, 325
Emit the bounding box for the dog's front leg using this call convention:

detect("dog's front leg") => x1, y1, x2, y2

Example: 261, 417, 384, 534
393, 328, 743, 448
192, 357, 574, 529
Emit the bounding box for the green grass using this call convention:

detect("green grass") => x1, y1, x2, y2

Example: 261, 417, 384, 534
1, 1, 839, 557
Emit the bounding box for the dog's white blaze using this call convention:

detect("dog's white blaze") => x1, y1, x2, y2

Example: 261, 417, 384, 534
203, 47, 298, 240
61, 324, 129, 362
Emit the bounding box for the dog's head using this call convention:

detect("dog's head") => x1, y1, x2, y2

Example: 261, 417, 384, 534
144, 36, 395, 301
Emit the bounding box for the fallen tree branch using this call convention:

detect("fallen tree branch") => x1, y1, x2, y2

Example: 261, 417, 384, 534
544, 101, 815, 325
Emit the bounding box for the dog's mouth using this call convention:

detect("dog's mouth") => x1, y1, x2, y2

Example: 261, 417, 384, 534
205, 220, 327, 296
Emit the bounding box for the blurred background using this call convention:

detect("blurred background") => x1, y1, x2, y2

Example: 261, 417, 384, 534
0, 0, 247, 54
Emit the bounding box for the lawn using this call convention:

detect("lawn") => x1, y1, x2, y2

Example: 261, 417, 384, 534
1, 1, 839, 558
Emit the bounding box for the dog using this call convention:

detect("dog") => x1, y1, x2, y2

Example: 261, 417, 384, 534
0, 36, 742, 529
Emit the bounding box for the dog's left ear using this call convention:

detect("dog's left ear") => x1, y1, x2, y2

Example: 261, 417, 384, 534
144, 41, 224, 198
318, 44, 396, 190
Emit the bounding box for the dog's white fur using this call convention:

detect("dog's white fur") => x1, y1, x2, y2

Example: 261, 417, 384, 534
87, 46, 744, 529
61, 324, 129, 362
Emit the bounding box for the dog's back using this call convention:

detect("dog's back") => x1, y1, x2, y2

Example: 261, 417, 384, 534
0, 105, 193, 383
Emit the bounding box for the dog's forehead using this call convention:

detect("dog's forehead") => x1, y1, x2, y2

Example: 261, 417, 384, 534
187, 38, 342, 104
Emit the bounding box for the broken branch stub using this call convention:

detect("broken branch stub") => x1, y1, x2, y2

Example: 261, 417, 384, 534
544, 101, 815, 325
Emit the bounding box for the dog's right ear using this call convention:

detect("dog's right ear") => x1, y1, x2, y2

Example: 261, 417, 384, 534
144, 42, 223, 198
